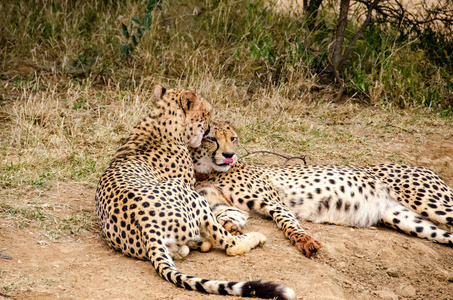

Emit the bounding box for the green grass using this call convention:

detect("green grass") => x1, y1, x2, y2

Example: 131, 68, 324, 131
1, 203, 47, 229
0, 200, 96, 237
41, 278, 58, 286
3, 0, 451, 111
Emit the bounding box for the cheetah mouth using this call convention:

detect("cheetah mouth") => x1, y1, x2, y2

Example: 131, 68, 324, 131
215, 162, 231, 167
212, 157, 234, 168
216, 158, 234, 166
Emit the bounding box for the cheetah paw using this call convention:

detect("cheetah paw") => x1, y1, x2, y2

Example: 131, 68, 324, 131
219, 220, 244, 236
289, 232, 321, 257
187, 240, 212, 252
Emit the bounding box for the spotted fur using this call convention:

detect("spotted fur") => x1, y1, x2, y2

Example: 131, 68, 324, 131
95, 86, 295, 299
191, 120, 453, 247
196, 181, 249, 236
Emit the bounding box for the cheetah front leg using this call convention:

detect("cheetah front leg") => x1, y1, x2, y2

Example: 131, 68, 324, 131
244, 179, 321, 257
203, 179, 321, 257
382, 203, 453, 246
260, 197, 322, 257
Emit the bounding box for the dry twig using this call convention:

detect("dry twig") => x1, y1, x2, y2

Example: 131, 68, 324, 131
239, 148, 307, 165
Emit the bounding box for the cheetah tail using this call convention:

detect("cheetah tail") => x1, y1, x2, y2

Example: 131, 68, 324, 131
147, 239, 296, 299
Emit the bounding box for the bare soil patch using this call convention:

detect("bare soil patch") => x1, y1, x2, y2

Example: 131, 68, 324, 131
1, 134, 453, 300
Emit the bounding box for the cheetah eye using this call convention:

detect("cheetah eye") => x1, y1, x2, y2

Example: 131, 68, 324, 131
231, 136, 238, 143
205, 136, 217, 142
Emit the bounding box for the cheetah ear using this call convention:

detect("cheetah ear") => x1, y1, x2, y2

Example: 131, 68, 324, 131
180, 90, 199, 111
154, 84, 167, 99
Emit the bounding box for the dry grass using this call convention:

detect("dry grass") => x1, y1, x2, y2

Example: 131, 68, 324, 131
1, 74, 451, 190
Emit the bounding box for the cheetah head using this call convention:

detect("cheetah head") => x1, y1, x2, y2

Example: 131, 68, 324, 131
154, 85, 212, 148
190, 120, 238, 174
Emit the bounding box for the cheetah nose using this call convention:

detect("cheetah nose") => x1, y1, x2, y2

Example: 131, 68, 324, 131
223, 152, 235, 158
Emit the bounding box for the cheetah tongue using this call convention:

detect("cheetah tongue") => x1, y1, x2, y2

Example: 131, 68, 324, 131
223, 158, 234, 164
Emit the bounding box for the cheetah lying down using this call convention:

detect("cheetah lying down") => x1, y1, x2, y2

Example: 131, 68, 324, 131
95, 86, 295, 299
191, 120, 453, 253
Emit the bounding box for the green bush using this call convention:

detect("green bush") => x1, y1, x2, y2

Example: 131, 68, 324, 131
1, 0, 452, 114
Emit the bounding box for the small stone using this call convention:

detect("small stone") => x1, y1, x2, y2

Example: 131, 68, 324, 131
386, 267, 400, 277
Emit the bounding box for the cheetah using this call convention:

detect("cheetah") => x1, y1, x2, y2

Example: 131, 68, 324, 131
95, 86, 295, 299
190, 120, 453, 248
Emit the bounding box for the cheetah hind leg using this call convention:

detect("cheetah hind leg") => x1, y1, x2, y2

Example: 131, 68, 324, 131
183, 213, 266, 256
186, 228, 264, 256
203, 213, 266, 256
382, 204, 453, 246
194, 186, 266, 255
225, 231, 267, 256
196, 182, 248, 235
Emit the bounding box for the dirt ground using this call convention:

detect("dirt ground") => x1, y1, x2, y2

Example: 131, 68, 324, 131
1, 135, 453, 300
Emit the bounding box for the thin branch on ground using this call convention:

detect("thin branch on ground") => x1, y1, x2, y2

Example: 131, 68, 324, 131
239, 148, 307, 165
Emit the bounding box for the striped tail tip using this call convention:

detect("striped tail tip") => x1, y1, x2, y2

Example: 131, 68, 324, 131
239, 281, 296, 300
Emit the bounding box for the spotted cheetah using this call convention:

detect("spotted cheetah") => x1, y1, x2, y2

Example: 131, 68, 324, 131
95, 86, 295, 299
191, 120, 453, 248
